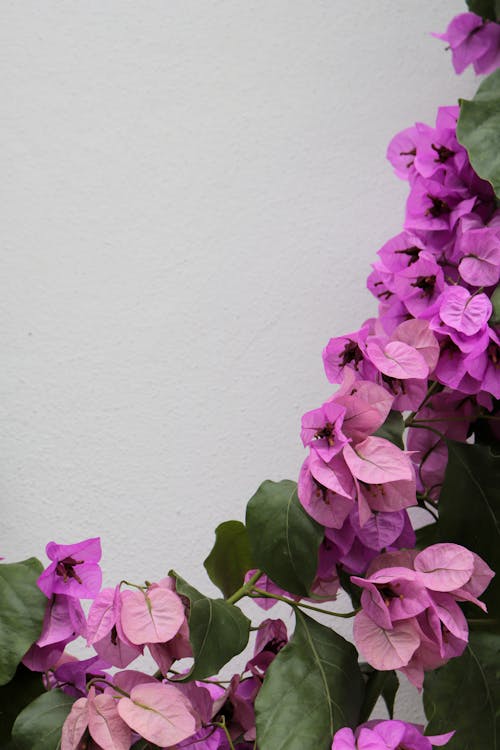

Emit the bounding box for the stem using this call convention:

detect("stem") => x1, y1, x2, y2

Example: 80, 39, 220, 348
405, 380, 441, 427
226, 570, 262, 604
213, 718, 236, 750
119, 579, 147, 591
86, 677, 130, 697
250, 587, 359, 618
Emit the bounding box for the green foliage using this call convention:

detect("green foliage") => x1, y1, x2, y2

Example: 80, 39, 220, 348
203, 520, 254, 598
424, 631, 500, 749
255, 611, 364, 750
170, 573, 250, 681
0, 557, 47, 685
438, 440, 500, 617
0, 666, 45, 748
490, 284, 500, 326
466, 0, 500, 21
374, 410, 405, 449
457, 69, 500, 198
245, 480, 323, 596
359, 665, 399, 722
11, 689, 75, 750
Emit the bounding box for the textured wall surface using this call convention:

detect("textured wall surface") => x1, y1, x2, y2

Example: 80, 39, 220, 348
2, 0, 476, 724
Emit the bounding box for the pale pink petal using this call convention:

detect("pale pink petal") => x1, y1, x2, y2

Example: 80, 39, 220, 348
87, 588, 116, 645
391, 319, 440, 372
353, 611, 420, 670
88, 692, 131, 750
366, 339, 429, 379
120, 587, 185, 645
414, 543, 474, 591
343, 437, 413, 484
309, 451, 355, 499
440, 286, 492, 335
429, 731, 456, 746
117, 682, 199, 747
61, 697, 88, 750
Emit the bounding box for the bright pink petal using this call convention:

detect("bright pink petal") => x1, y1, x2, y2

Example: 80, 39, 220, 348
88, 692, 131, 750
61, 697, 88, 750
353, 611, 420, 670
120, 587, 185, 645
117, 682, 199, 747
439, 286, 492, 335
414, 543, 474, 591
331, 727, 357, 750
343, 437, 413, 484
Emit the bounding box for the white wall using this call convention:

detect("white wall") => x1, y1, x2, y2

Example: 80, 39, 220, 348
2, 0, 476, 725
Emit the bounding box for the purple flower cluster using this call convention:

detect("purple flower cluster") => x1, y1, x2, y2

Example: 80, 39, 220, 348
373, 105, 500, 401
434, 12, 500, 75
332, 720, 453, 750
351, 544, 493, 688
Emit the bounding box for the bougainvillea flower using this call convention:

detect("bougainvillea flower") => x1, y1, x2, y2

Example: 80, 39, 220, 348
352, 569, 429, 630
413, 543, 475, 592
36, 594, 86, 647
120, 585, 185, 645
439, 286, 492, 335
54, 655, 110, 698
332, 720, 454, 750
62, 687, 131, 750
298, 456, 354, 528
335, 372, 394, 441
246, 618, 288, 678
117, 682, 200, 747
390, 319, 440, 372
393, 254, 445, 317
343, 436, 414, 485
434, 12, 500, 75
353, 611, 420, 670
37, 537, 102, 599
87, 585, 143, 668
323, 324, 378, 384
301, 400, 349, 461
457, 225, 500, 286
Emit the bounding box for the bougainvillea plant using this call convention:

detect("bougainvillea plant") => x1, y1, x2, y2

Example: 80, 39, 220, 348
1, 4, 499, 749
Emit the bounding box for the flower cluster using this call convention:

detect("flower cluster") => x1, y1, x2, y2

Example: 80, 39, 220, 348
434, 12, 500, 75
351, 543, 494, 688
332, 720, 454, 750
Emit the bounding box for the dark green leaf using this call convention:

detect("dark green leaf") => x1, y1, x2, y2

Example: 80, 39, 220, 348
170, 573, 250, 681
245, 480, 323, 596
0, 665, 45, 747
466, 0, 500, 21
0, 557, 47, 685
11, 689, 75, 750
338, 567, 361, 609
457, 69, 500, 198
438, 440, 500, 617
424, 631, 500, 749
415, 522, 438, 550
203, 520, 254, 598
255, 611, 364, 750
490, 284, 500, 327
374, 410, 404, 449
359, 664, 399, 722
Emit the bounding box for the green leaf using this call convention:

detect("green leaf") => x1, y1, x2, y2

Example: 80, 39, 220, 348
11, 689, 75, 750
203, 520, 254, 598
255, 611, 364, 750
245, 480, 323, 596
438, 440, 500, 617
415, 521, 438, 551
0, 557, 47, 685
359, 664, 399, 722
0, 665, 45, 747
466, 0, 500, 21
457, 69, 500, 198
424, 631, 500, 749
490, 284, 500, 327
170, 573, 250, 681
374, 410, 404, 449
